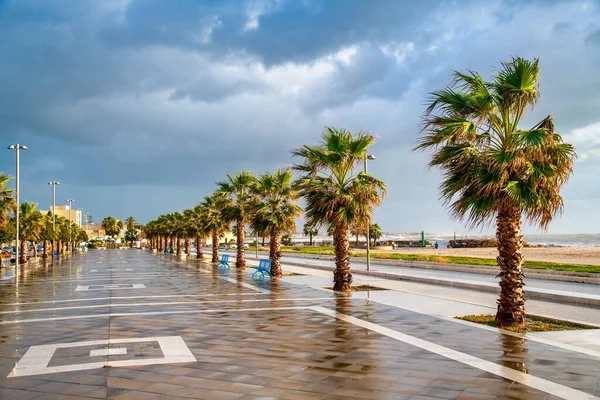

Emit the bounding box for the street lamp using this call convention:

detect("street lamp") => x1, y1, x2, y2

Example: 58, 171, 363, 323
7, 144, 27, 272
48, 181, 60, 257
66, 199, 74, 253
364, 153, 376, 271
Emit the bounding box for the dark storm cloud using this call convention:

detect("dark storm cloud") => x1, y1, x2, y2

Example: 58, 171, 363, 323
1, 0, 599, 231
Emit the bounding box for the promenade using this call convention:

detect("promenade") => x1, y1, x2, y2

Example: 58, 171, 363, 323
0, 250, 599, 399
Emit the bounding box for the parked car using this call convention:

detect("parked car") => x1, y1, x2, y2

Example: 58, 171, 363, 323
228, 244, 237, 249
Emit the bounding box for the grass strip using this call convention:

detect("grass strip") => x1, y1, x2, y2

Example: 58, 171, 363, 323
456, 314, 596, 333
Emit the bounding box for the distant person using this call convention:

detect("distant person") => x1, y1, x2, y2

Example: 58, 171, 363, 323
434, 242, 439, 249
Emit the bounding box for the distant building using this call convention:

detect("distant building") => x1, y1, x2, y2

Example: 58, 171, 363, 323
38, 205, 82, 226
81, 223, 105, 241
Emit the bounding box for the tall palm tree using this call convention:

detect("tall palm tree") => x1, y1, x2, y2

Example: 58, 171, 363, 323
416, 57, 576, 328
39, 211, 54, 258
293, 127, 387, 291
303, 224, 318, 246
19, 202, 43, 263
253, 168, 303, 277
0, 173, 15, 235
191, 204, 207, 259
201, 193, 229, 262
217, 171, 256, 268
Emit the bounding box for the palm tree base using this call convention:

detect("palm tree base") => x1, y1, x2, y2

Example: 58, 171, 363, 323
495, 310, 526, 328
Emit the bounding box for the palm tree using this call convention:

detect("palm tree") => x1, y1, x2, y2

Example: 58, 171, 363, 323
191, 204, 207, 259
19, 202, 43, 263
369, 223, 382, 247
39, 211, 54, 258
201, 193, 229, 262
0, 173, 15, 236
303, 224, 318, 246
217, 171, 256, 268
125, 216, 137, 230
293, 127, 387, 291
124, 216, 138, 247
416, 57, 576, 328
253, 169, 303, 277
101, 216, 123, 248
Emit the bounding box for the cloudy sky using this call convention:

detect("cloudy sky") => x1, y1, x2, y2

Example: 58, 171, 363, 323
1, 0, 599, 234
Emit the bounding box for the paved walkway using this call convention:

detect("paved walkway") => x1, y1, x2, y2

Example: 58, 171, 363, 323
0, 250, 599, 399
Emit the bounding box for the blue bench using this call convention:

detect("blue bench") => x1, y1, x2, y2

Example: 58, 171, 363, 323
252, 259, 272, 280
218, 254, 230, 270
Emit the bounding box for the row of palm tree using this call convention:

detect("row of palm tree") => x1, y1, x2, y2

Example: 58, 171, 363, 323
144, 128, 385, 287
0, 181, 89, 263
144, 57, 574, 329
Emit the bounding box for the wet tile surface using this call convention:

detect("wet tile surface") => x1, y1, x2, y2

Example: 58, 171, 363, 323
0, 250, 598, 399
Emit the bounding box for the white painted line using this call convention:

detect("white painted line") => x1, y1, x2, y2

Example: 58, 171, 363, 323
75, 284, 146, 292
220, 277, 271, 294
89, 347, 127, 357
4, 292, 266, 307
0, 306, 308, 325
8, 336, 195, 377
90, 269, 134, 272
311, 306, 597, 400
1, 298, 332, 315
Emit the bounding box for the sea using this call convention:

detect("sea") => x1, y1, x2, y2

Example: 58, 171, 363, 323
293, 233, 600, 248
383, 233, 600, 248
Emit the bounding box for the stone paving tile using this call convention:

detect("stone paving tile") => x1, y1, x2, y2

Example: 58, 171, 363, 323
1, 250, 599, 400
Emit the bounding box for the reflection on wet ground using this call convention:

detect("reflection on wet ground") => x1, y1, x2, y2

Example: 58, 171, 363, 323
0, 250, 598, 399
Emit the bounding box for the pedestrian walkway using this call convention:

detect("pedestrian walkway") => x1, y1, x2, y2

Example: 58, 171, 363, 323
0, 250, 599, 399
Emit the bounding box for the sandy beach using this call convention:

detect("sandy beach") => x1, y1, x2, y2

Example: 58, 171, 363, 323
379, 246, 600, 266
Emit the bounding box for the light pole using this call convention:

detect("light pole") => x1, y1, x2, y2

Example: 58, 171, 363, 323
7, 144, 27, 272
67, 199, 74, 253
364, 153, 376, 271
48, 181, 60, 257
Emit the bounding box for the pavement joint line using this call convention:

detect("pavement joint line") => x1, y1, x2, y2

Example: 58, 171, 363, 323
1, 297, 334, 315
311, 306, 598, 400
2, 292, 265, 307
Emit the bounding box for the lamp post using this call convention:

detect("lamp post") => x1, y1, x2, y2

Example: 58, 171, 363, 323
48, 181, 60, 257
364, 153, 376, 271
7, 144, 27, 272
66, 199, 74, 253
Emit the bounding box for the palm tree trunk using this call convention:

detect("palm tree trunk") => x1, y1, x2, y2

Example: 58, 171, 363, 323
212, 231, 219, 262
43, 240, 48, 259
169, 237, 174, 254
196, 236, 203, 259
355, 232, 359, 246
236, 218, 245, 268
269, 231, 282, 277
33, 242, 38, 258
185, 237, 191, 257
309, 233, 313, 246
495, 204, 526, 328
333, 222, 352, 292
176, 237, 181, 256
20, 240, 27, 264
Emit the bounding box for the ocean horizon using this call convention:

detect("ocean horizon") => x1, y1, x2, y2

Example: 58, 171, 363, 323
292, 232, 600, 248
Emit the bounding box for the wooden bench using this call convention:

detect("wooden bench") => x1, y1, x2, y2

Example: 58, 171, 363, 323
252, 259, 272, 280
218, 254, 230, 270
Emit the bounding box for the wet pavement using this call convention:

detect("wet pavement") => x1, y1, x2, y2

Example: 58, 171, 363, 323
0, 250, 599, 399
